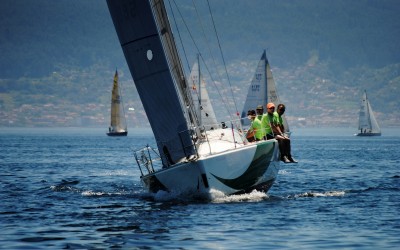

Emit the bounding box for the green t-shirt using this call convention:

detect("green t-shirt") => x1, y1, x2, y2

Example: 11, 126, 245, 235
250, 117, 264, 140
261, 113, 274, 136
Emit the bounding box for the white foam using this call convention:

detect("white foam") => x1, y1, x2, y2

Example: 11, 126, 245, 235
81, 190, 106, 196
98, 170, 130, 176
210, 189, 268, 203
297, 190, 345, 198
278, 169, 290, 175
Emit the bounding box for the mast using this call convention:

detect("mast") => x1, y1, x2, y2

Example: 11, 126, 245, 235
197, 54, 202, 126
151, 0, 200, 128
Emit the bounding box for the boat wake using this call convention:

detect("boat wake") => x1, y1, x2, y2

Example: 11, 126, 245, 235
210, 189, 269, 203
146, 189, 270, 203
81, 190, 128, 196
50, 179, 141, 198
294, 190, 345, 198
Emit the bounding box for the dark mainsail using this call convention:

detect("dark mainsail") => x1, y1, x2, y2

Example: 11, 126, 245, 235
107, 0, 197, 164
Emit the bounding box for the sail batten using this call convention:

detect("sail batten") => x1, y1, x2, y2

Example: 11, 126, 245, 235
121, 34, 159, 47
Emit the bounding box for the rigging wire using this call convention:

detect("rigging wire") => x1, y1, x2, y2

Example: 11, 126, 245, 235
167, 0, 203, 120
166, 0, 202, 130
190, 0, 234, 119
166, 0, 190, 71
168, 0, 238, 120
206, 0, 240, 119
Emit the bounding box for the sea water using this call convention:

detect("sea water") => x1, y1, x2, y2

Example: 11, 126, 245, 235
0, 127, 399, 249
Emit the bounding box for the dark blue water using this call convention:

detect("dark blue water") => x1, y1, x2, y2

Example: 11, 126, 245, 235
1, 127, 399, 249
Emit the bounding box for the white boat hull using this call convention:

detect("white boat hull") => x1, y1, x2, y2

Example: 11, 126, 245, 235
140, 139, 280, 197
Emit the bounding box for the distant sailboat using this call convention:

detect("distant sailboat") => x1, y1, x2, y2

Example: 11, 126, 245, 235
356, 90, 381, 136
107, 70, 128, 136
188, 54, 218, 130
241, 50, 290, 134
107, 0, 279, 198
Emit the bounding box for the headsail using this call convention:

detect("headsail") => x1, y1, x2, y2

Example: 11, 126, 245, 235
189, 55, 218, 130
107, 0, 198, 165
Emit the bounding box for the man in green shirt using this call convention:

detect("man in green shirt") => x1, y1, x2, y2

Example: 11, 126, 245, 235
273, 104, 297, 163
255, 105, 266, 138
261, 103, 276, 140
246, 109, 264, 141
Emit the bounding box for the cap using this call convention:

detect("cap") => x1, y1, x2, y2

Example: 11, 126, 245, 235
267, 103, 275, 109
256, 105, 263, 110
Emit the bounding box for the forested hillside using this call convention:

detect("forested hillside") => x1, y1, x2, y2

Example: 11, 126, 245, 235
1, 0, 399, 78
0, 0, 121, 78
0, 0, 399, 127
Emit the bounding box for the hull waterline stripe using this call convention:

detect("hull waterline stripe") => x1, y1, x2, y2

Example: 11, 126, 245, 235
211, 141, 275, 190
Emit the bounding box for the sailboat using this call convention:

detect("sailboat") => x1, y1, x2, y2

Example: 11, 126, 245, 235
356, 90, 381, 136
106, 0, 279, 198
107, 70, 128, 136
188, 54, 218, 131
241, 50, 290, 135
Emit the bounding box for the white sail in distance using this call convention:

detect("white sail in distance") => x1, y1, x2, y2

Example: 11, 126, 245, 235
188, 55, 218, 130
107, 70, 128, 136
241, 50, 290, 134
357, 90, 381, 136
